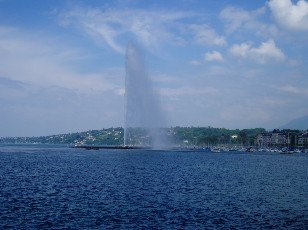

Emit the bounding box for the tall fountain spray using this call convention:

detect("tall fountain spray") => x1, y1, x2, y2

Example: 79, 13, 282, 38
124, 42, 168, 149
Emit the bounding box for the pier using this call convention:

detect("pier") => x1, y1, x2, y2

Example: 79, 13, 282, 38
72, 145, 151, 150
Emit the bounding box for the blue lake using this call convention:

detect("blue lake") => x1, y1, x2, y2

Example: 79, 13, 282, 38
0, 145, 307, 229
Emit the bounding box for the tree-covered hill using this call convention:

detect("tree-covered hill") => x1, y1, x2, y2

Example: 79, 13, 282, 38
170, 127, 266, 146
0, 128, 124, 145
0, 127, 266, 147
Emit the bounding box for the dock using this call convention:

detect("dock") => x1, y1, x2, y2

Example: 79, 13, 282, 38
72, 145, 151, 150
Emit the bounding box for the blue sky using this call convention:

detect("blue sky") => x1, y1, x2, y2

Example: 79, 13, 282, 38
0, 0, 308, 137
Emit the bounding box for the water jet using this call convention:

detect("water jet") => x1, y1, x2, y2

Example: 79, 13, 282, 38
124, 42, 168, 149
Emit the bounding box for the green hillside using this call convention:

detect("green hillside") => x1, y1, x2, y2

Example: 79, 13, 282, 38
0, 127, 266, 147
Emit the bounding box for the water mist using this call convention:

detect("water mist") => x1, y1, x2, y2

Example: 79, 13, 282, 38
124, 42, 168, 149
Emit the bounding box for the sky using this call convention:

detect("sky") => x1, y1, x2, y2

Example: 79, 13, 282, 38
0, 0, 308, 137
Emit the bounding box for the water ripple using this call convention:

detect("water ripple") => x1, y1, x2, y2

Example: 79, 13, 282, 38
0, 148, 308, 229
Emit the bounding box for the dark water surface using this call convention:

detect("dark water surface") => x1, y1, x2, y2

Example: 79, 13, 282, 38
0, 145, 307, 229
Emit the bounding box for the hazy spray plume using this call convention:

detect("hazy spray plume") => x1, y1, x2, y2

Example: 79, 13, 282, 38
124, 42, 169, 149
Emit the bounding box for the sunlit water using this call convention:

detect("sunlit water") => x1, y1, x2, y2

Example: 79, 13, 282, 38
0, 145, 307, 229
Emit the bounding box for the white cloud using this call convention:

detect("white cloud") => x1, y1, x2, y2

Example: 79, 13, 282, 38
58, 7, 194, 53
219, 106, 270, 125
229, 42, 251, 58
268, 0, 308, 31
0, 83, 125, 136
220, 5, 278, 38
0, 26, 123, 93
189, 60, 201, 66
252, 39, 285, 61
229, 39, 285, 63
204, 51, 223, 62
278, 85, 300, 94
277, 85, 308, 95
220, 6, 252, 33
159, 86, 218, 97
288, 59, 303, 67
190, 24, 226, 46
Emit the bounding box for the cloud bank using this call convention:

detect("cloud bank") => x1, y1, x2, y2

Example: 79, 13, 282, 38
268, 0, 308, 30
229, 39, 285, 63
205, 51, 224, 62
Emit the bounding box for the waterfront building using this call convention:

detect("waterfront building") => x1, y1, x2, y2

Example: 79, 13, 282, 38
256, 132, 272, 148
271, 132, 288, 147
297, 132, 308, 148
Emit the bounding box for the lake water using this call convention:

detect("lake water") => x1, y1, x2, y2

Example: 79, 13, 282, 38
0, 145, 307, 229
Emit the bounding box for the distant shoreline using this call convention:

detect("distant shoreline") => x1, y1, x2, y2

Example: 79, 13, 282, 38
1, 127, 307, 150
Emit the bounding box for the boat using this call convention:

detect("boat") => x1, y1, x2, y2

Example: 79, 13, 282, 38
211, 147, 221, 153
